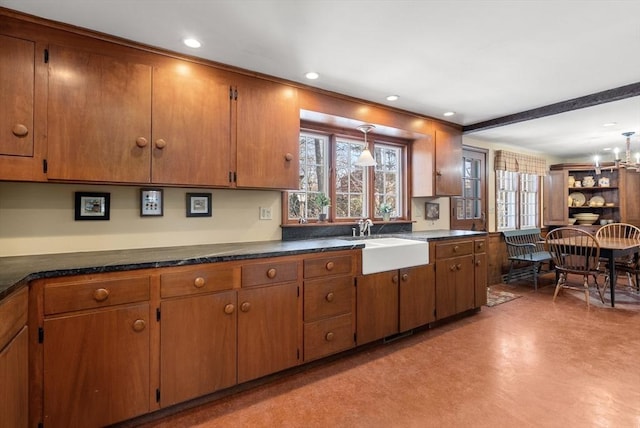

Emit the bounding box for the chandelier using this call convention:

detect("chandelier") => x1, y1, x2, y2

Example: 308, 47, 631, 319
614, 131, 639, 170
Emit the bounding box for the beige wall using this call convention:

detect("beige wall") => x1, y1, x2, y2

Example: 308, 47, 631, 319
0, 182, 282, 257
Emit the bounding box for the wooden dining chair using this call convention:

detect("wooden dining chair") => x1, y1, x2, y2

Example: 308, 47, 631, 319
545, 227, 605, 308
595, 222, 640, 292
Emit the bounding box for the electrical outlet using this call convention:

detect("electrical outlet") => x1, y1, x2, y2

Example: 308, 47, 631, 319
259, 207, 272, 220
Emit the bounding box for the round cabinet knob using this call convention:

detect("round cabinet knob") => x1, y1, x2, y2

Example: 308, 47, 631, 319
325, 261, 334, 271
476, 260, 481, 266
93, 288, 110, 302
284, 153, 293, 161
478, 242, 484, 249
240, 302, 251, 312
325, 292, 335, 302
392, 275, 399, 284
155, 139, 167, 149
401, 273, 409, 282
325, 332, 335, 342
224, 303, 235, 314
193, 277, 205, 288
449, 265, 456, 272
135, 137, 148, 148
436, 170, 442, 177
266, 268, 277, 279
12, 123, 29, 137
456, 263, 462, 271
132, 319, 146, 332
453, 245, 459, 252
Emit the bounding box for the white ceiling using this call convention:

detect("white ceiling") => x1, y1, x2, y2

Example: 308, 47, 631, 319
2, 0, 640, 160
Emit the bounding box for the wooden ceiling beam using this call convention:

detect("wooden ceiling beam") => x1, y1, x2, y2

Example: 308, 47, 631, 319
463, 81, 640, 133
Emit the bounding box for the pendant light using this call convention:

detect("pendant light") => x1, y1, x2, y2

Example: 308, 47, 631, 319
355, 124, 376, 167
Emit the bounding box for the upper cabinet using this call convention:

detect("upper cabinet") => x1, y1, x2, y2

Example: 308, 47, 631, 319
411, 121, 462, 197
234, 76, 299, 189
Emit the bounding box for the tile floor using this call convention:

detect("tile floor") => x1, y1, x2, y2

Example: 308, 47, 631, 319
131, 273, 640, 428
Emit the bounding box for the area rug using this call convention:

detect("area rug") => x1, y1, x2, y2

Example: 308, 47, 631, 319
485, 288, 522, 307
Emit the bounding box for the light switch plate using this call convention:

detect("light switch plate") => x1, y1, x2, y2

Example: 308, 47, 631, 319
259, 207, 272, 220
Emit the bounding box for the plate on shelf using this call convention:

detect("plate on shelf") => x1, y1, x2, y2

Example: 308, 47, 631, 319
568, 192, 586, 207
588, 196, 605, 207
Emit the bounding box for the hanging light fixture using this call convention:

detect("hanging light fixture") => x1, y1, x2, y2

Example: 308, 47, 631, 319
355, 124, 376, 167
614, 131, 639, 170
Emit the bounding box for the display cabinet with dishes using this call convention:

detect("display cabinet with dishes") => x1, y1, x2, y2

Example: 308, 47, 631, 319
544, 163, 640, 229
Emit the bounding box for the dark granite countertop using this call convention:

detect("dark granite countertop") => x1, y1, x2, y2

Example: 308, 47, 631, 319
0, 229, 487, 302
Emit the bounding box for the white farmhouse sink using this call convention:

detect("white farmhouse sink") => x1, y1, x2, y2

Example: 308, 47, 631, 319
360, 238, 429, 275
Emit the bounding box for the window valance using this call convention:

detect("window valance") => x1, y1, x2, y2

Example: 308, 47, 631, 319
494, 150, 547, 176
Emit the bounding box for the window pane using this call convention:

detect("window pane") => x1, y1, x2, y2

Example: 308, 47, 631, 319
288, 132, 329, 220
336, 137, 367, 219
374, 144, 402, 218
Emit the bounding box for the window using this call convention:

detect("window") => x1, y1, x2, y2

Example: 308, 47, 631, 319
451, 148, 487, 231
496, 170, 539, 230
287, 128, 407, 223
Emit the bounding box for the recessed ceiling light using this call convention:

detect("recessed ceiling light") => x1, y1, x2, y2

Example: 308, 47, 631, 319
603, 122, 617, 127
386, 95, 399, 101
183, 38, 201, 48
443, 111, 455, 117
305, 72, 319, 80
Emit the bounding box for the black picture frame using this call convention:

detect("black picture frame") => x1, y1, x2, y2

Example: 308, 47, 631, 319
75, 192, 110, 221
425, 202, 440, 220
186, 192, 212, 217
140, 188, 164, 216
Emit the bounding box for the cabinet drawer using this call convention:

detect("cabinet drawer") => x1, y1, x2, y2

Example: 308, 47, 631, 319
434, 241, 473, 259
242, 260, 299, 287
303, 313, 354, 362
304, 276, 353, 322
44, 276, 150, 315
474, 239, 487, 253
304, 254, 354, 279
161, 264, 240, 298
0, 287, 27, 351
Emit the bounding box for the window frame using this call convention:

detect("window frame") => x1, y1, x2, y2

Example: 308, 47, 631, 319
495, 169, 541, 231
284, 122, 409, 224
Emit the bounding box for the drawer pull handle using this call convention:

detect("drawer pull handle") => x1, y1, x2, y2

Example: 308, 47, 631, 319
325, 261, 334, 271
135, 136, 148, 148
155, 138, 167, 149
132, 319, 146, 332
449, 265, 456, 272
194, 277, 205, 288
401, 273, 409, 281
284, 153, 293, 161
224, 303, 235, 314
478, 242, 484, 248
392, 275, 399, 284
325, 292, 335, 302
240, 302, 251, 312
476, 260, 481, 266
325, 332, 334, 342
453, 245, 459, 252
456, 263, 461, 271
266, 268, 277, 279
93, 288, 110, 302
12, 123, 29, 137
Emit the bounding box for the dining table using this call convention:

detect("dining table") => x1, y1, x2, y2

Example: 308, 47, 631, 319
548, 235, 640, 307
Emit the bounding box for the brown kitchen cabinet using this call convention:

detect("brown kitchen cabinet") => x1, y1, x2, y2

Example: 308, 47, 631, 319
46, 44, 233, 187
0, 287, 28, 428
159, 263, 240, 407
434, 239, 476, 320
356, 264, 435, 345
234, 76, 299, 190
33, 273, 152, 427
0, 23, 47, 182
302, 251, 357, 362
474, 238, 488, 307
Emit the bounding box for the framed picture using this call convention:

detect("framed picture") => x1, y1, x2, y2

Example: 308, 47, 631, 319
75, 192, 110, 221
140, 188, 163, 216
425, 202, 440, 220
186, 192, 212, 217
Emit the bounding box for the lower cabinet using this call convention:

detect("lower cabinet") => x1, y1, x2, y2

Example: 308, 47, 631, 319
356, 264, 435, 346
0, 287, 28, 428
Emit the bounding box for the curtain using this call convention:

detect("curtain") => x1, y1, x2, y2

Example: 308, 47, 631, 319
494, 150, 547, 176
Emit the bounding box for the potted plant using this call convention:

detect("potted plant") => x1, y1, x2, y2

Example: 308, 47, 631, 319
379, 202, 393, 221
315, 193, 330, 222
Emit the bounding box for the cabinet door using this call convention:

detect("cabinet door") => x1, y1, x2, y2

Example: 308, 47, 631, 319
43, 303, 150, 427
151, 61, 232, 186
455, 254, 475, 312
160, 291, 237, 407
47, 44, 152, 183
235, 77, 299, 189
621, 168, 640, 226
435, 258, 457, 320
434, 122, 462, 196
474, 252, 488, 307
544, 169, 568, 225
237, 282, 299, 383
0, 326, 28, 428
356, 271, 399, 345
0, 34, 34, 157
399, 265, 435, 332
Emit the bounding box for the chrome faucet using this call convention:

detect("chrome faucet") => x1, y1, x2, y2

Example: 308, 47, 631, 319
358, 218, 373, 237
